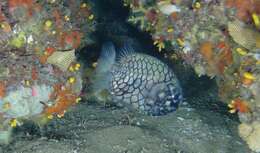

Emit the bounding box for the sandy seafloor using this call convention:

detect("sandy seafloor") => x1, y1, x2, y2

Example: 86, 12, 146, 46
0, 78, 254, 153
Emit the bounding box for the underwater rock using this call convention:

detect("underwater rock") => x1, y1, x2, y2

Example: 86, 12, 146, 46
8, 139, 76, 153
82, 126, 171, 153
0, 127, 12, 145
0, 54, 83, 145
239, 122, 260, 152
0, 72, 251, 152
0, 0, 96, 145
0, 0, 96, 54
125, 0, 260, 151
1, 101, 252, 153
0, 0, 259, 152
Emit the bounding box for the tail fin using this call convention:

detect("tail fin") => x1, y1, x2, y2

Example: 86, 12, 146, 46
91, 42, 116, 92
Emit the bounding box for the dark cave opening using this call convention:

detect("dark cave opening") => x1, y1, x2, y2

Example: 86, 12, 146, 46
78, 0, 234, 118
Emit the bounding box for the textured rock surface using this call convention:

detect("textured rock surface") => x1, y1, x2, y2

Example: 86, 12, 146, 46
0, 51, 254, 153
0, 69, 254, 153
0, 100, 253, 153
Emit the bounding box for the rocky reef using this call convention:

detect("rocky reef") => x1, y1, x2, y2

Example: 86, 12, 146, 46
124, 0, 260, 152
0, 0, 259, 152
0, 0, 95, 144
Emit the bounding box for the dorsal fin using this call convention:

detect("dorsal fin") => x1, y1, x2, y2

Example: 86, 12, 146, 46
117, 39, 138, 59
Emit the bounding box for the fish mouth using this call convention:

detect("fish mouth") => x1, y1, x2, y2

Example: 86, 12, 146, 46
142, 85, 183, 116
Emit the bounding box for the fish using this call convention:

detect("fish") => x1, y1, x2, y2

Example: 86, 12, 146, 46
92, 42, 183, 116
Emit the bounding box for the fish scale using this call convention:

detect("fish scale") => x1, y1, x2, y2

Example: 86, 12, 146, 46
109, 53, 183, 116
93, 42, 183, 116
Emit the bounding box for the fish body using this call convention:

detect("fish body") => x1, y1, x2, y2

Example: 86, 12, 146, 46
93, 42, 183, 116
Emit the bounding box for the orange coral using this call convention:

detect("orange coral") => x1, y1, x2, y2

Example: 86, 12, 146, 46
71, 31, 82, 49
225, 0, 260, 22
8, 0, 33, 10
39, 55, 48, 64
44, 85, 78, 117
53, 10, 62, 29
0, 81, 6, 98
199, 41, 217, 74
229, 98, 250, 113
0, 5, 6, 22
200, 41, 233, 75
8, 0, 41, 18
59, 31, 82, 49
8, 0, 33, 13
45, 46, 55, 56
0, 5, 11, 33
38, 47, 56, 64
49, 83, 62, 99
170, 12, 178, 21
200, 41, 214, 62
216, 41, 233, 74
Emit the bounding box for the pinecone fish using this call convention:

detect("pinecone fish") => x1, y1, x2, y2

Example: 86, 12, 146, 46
92, 42, 183, 116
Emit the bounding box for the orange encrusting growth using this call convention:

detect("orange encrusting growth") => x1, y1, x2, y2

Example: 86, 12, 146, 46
45, 46, 55, 55
216, 41, 233, 74
225, 0, 260, 22
39, 55, 48, 64
0, 81, 6, 98
199, 41, 217, 74
0, 15, 4, 23
59, 31, 82, 49
38, 47, 56, 64
170, 12, 178, 21
0, 5, 6, 22
200, 41, 233, 75
44, 84, 78, 117
53, 10, 63, 29
8, 0, 42, 18
8, 0, 33, 11
228, 98, 250, 113
200, 41, 214, 62
0, 5, 12, 33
